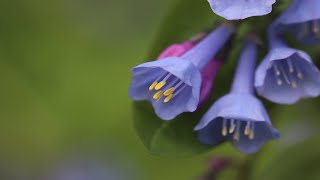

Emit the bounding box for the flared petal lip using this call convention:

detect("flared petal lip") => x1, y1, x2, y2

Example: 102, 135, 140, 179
131, 57, 202, 102
196, 116, 280, 154
232, 127, 280, 154
255, 47, 320, 104
132, 57, 200, 87
194, 94, 271, 130
208, 0, 276, 20
276, 0, 320, 25
131, 57, 202, 120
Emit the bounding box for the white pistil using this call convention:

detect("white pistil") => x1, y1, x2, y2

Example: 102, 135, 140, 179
279, 63, 291, 84
277, 78, 283, 86
154, 73, 172, 90
293, 62, 304, 80
233, 121, 241, 141
222, 119, 228, 136
173, 84, 187, 98
244, 122, 251, 136
273, 64, 281, 76
229, 119, 236, 134
287, 59, 294, 73
249, 123, 255, 140
291, 81, 298, 89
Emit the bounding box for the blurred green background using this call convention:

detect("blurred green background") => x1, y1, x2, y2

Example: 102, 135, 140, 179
0, 0, 320, 180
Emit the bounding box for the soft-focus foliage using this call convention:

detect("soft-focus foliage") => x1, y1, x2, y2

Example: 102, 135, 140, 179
0, 0, 320, 180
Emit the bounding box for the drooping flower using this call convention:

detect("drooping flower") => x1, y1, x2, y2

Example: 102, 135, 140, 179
129, 24, 234, 120
274, 0, 320, 45
208, 0, 276, 20
157, 39, 223, 108
195, 40, 280, 154
255, 32, 320, 104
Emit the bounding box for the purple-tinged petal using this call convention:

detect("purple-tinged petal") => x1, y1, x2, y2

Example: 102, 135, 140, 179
157, 42, 194, 59
129, 24, 234, 120
275, 0, 320, 45
255, 36, 320, 104
157, 40, 222, 107
199, 60, 222, 107
129, 57, 201, 120
195, 41, 280, 154
208, 0, 276, 20
277, 0, 320, 25
195, 94, 280, 154
182, 24, 234, 70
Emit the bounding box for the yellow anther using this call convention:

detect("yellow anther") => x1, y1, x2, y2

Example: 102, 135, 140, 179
229, 124, 236, 134
149, 82, 158, 91
222, 127, 228, 136
249, 131, 255, 140
244, 127, 251, 136
164, 87, 174, 96
163, 94, 173, 103
155, 81, 166, 90
153, 91, 163, 100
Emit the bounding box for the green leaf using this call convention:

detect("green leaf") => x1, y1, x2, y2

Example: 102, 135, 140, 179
257, 137, 320, 180
132, 0, 225, 157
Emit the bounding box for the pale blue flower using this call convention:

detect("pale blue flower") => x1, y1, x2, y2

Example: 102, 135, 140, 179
129, 25, 234, 120
274, 0, 320, 45
208, 0, 276, 20
195, 41, 280, 154
255, 33, 320, 104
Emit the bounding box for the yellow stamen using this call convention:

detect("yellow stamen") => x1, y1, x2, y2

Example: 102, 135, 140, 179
149, 82, 158, 91
163, 94, 173, 103
222, 127, 228, 136
249, 131, 255, 140
153, 91, 163, 100
164, 87, 174, 96
155, 81, 166, 90
229, 124, 236, 134
244, 127, 251, 136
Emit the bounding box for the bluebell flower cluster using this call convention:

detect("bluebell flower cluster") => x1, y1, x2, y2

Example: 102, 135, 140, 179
195, 41, 280, 153
129, 0, 320, 154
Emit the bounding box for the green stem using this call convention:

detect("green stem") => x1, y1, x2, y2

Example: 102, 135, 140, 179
238, 153, 259, 180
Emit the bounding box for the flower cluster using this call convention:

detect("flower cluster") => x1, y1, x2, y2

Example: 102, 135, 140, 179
129, 0, 320, 154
